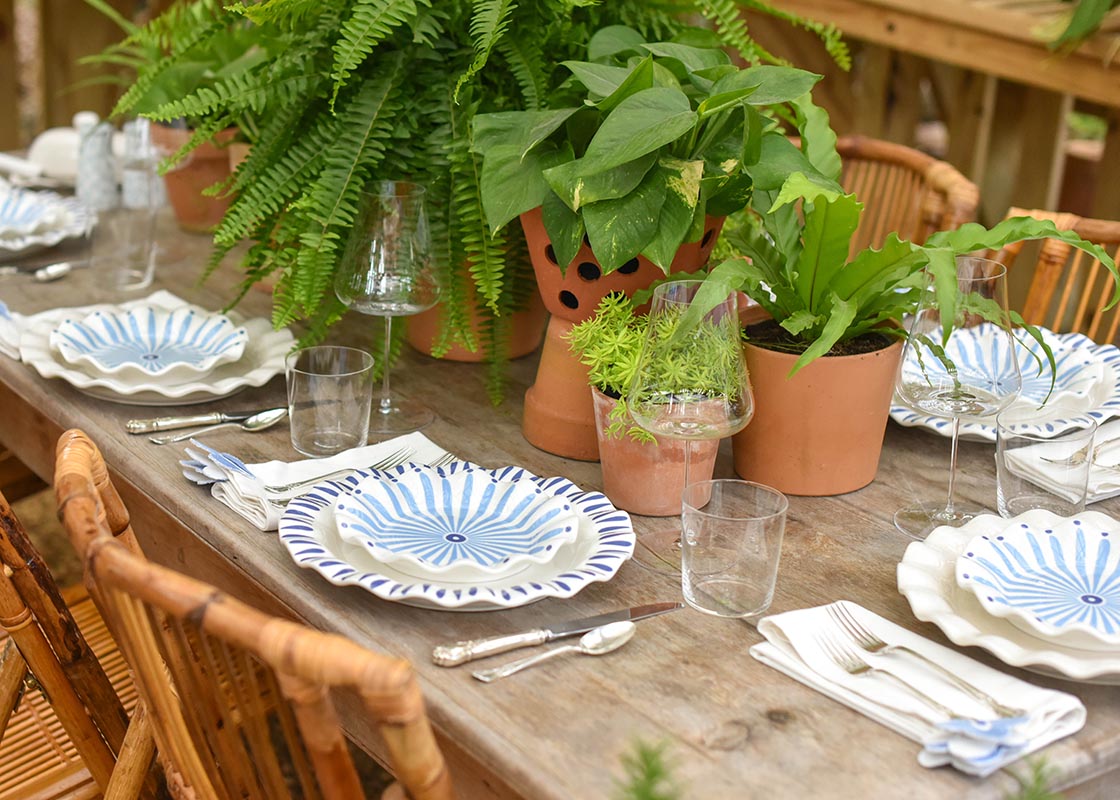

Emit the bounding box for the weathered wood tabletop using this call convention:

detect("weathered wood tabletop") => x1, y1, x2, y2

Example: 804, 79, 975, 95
1, 217, 1118, 799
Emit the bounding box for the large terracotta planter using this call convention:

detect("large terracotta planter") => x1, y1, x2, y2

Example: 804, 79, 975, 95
406, 288, 547, 362
151, 124, 237, 233
520, 207, 724, 460
592, 389, 719, 516
732, 335, 903, 496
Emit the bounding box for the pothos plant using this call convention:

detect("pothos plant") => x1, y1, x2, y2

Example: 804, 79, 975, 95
567, 288, 744, 441
96, 0, 847, 402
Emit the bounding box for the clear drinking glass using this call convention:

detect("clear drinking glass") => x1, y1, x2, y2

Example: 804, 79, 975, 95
286, 345, 375, 457
996, 409, 1096, 517
334, 181, 440, 434
627, 280, 754, 571
894, 257, 1022, 539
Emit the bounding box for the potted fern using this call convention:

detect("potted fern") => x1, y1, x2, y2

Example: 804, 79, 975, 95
94, 0, 846, 402
567, 292, 733, 517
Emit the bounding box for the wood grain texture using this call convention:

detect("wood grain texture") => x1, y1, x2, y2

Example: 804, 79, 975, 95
0, 214, 1117, 797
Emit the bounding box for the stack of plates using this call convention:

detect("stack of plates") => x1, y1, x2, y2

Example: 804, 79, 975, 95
0, 184, 93, 258
898, 509, 1120, 684
19, 293, 293, 405
278, 462, 636, 611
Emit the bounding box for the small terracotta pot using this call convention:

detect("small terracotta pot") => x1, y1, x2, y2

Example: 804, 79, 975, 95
520, 206, 724, 460
406, 289, 547, 362
227, 141, 251, 172
151, 124, 237, 233
732, 335, 903, 496
591, 389, 719, 516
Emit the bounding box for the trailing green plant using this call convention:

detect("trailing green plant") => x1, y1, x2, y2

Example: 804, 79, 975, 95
91, 0, 846, 403
472, 27, 832, 278
1004, 757, 1064, 800
567, 287, 742, 441
1044, 0, 1118, 52
613, 739, 681, 800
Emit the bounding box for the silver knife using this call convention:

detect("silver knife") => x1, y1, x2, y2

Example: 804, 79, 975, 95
431, 601, 683, 667
125, 407, 284, 434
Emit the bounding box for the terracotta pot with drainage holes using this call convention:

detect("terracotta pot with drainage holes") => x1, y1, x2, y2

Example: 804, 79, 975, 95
519, 207, 724, 460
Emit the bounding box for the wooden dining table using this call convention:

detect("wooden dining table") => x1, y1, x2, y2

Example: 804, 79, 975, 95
1, 215, 1118, 799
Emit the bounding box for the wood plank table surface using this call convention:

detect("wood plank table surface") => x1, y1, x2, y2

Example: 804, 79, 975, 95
1, 218, 1118, 798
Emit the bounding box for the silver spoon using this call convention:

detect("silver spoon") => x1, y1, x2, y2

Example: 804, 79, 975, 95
149, 407, 289, 445
472, 621, 636, 683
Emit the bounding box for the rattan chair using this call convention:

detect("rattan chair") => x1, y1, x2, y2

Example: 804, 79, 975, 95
993, 207, 1120, 344
836, 135, 979, 254
0, 489, 155, 799
54, 429, 454, 800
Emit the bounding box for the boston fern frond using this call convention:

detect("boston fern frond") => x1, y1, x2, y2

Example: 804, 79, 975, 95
329, 0, 426, 107
455, 0, 517, 100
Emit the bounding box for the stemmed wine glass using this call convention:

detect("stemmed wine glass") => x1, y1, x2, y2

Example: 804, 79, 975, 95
626, 280, 754, 571
893, 256, 1022, 539
334, 181, 440, 434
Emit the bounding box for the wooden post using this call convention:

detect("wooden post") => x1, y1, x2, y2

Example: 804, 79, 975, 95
0, 0, 18, 149
1093, 109, 1120, 221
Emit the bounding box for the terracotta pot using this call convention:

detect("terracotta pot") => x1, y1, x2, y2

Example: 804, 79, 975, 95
406, 288, 548, 362
520, 207, 724, 460
151, 124, 237, 233
732, 335, 903, 496
592, 389, 719, 516
227, 141, 251, 172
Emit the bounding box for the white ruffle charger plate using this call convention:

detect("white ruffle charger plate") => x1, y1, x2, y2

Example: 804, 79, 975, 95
955, 510, 1120, 651
897, 512, 1120, 684
334, 465, 580, 582
891, 327, 1120, 442
0, 186, 94, 257
51, 305, 248, 379
19, 293, 292, 405
279, 462, 635, 611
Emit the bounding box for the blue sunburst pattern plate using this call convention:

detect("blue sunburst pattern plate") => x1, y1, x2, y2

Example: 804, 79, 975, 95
334, 465, 580, 580
51, 305, 248, 378
891, 326, 1120, 442
278, 462, 635, 611
0, 186, 94, 257
956, 509, 1120, 650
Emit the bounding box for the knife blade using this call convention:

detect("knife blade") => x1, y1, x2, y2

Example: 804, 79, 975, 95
431, 601, 683, 667
125, 408, 281, 435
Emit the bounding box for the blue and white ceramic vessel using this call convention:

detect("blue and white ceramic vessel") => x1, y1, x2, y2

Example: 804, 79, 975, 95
956, 509, 1120, 650
334, 465, 580, 580
279, 461, 635, 611
0, 186, 95, 257
891, 326, 1120, 442
51, 305, 248, 379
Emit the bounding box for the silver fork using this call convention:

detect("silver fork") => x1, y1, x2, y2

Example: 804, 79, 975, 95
1040, 440, 1120, 469
826, 603, 1025, 719
817, 629, 963, 720
261, 447, 413, 494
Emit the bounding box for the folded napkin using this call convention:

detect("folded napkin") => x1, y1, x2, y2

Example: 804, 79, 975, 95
750, 601, 1085, 777
1004, 418, 1120, 505
181, 431, 453, 531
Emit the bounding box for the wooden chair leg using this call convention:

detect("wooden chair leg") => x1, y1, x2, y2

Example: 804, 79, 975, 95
0, 640, 28, 738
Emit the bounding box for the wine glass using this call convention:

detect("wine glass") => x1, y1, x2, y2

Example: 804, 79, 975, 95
893, 256, 1022, 539
626, 280, 754, 571
334, 181, 440, 435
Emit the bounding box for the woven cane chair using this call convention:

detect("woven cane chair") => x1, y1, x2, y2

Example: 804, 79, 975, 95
993, 207, 1120, 344
54, 429, 454, 800
836, 135, 979, 255
0, 489, 155, 799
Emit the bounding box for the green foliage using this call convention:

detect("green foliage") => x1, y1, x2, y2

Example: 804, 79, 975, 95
96, 0, 846, 402
472, 29, 829, 276
1004, 757, 1064, 800
1046, 0, 1118, 51
613, 740, 680, 800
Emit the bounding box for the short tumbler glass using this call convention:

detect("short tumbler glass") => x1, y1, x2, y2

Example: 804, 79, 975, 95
681, 479, 788, 620
995, 409, 1096, 517
286, 345, 375, 458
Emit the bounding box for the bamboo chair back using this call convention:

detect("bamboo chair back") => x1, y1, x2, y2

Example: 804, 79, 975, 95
0, 489, 152, 799
837, 135, 979, 255
54, 429, 454, 800
993, 208, 1120, 344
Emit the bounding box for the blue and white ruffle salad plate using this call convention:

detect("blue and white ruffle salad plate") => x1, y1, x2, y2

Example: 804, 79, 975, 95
891, 325, 1120, 442
334, 465, 580, 582
0, 185, 94, 257
279, 461, 635, 611
50, 305, 248, 379
955, 509, 1120, 651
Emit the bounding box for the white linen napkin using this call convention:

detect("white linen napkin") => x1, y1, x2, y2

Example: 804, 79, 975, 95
750, 601, 1085, 777
180, 431, 454, 531
1003, 418, 1120, 505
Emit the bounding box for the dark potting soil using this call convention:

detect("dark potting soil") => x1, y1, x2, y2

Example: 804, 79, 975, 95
743, 319, 895, 357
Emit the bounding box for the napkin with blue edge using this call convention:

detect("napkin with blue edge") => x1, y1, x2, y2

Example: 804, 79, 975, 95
750, 601, 1086, 777
180, 431, 453, 531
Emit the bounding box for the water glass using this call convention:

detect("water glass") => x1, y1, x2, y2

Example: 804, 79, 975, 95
681, 480, 787, 619
996, 409, 1096, 517
286, 346, 375, 458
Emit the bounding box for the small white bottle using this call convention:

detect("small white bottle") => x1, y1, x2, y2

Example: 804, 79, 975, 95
75, 111, 119, 212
